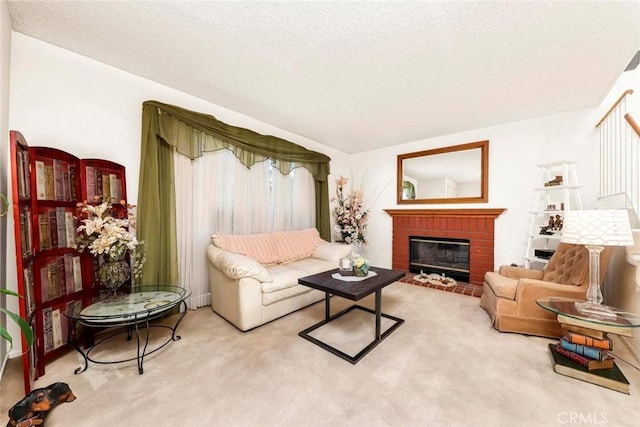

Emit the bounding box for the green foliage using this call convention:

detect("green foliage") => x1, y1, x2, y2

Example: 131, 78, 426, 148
1, 288, 34, 349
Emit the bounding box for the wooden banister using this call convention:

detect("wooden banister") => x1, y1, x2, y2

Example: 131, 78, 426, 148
595, 89, 634, 128
625, 113, 640, 138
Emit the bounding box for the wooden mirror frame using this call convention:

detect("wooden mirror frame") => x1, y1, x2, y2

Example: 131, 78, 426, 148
397, 140, 489, 204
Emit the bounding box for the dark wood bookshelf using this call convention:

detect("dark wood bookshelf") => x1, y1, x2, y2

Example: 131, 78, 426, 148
9, 130, 127, 393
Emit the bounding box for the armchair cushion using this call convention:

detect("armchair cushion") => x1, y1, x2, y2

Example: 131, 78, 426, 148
483, 272, 517, 300
542, 244, 589, 285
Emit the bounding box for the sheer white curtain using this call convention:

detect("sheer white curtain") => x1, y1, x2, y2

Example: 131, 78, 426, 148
174, 149, 315, 308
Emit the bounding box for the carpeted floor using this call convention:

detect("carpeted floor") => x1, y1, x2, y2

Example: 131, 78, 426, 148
3, 282, 640, 426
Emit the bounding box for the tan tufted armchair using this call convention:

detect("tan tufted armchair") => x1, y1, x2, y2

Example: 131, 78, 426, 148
479, 243, 615, 338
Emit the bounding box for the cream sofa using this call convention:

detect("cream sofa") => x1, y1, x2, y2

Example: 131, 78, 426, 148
206, 228, 352, 331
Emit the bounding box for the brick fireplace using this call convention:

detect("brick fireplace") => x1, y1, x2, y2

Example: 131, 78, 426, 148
385, 208, 506, 285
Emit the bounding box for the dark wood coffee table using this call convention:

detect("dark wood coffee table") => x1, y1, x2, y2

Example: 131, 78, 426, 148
298, 267, 405, 364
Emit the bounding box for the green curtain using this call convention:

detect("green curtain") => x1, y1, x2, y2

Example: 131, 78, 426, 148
138, 100, 332, 285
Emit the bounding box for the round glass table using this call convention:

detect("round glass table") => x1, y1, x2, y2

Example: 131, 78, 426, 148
536, 296, 640, 331
66, 285, 190, 374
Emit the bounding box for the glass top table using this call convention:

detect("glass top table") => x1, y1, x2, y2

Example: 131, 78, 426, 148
536, 297, 640, 329
66, 285, 190, 374
67, 285, 190, 325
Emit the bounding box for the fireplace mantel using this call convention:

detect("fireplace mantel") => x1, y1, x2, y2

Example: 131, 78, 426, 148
384, 208, 506, 218
385, 208, 506, 285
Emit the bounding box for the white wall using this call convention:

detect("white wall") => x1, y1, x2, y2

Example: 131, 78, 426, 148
332, 108, 602, 270
1, 0, 13, 365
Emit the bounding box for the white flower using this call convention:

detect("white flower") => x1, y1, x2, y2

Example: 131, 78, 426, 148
76, 201, 146, 278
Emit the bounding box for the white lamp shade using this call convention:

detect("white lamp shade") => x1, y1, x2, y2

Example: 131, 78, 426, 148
561, 209, 634, 246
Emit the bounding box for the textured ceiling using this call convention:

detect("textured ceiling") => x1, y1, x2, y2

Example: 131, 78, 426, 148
7, 1, 640, 154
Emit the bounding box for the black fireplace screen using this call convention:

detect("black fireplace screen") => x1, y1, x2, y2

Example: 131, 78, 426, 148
409, 236, 470, 282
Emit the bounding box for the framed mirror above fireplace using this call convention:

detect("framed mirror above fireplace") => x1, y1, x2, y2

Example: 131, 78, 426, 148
397, 140, 489, 204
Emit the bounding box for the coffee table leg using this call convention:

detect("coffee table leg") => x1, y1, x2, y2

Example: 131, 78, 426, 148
325, 292, 331, 320
375, 290, 381, 340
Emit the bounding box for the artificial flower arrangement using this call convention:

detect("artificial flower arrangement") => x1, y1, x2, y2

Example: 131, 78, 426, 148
333, 176, 369, 244
75, 200, 146, 280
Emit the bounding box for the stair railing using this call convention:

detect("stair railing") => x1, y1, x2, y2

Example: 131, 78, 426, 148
595, 89, 640, 214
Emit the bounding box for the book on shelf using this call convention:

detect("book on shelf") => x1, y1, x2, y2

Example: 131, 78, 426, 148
55, 207, 67, 248
559, 338, 609, 361
48, 209, 59, 249
53, 159, 65, 201
62, 169, 70, 201
51, 309, 63, 349
102, 173, 111, 202
548, 343, 629, 394
565, 331, 613, 350
17, 150, 25, 197
63, 253, 74, 295
38, 214, 51, 251
19, 207, 33, 256
557, 313, 634, 337
554, 343, 614, 370
16, 149, 33, 199
44, 164, 55, 200
23, 264, 35, 314
72, 256, 83, 293
95, 172, 103, 200
68, 164, 77, 200
43, 307, 53, 353
560, 323, 608, 340
65, 211, 76, 248
109, 174, 119, 202
35, 160, 46, 200
40, 266, 49, 303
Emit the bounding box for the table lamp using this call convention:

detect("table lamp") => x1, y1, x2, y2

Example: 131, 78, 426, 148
561, 209, 634, 317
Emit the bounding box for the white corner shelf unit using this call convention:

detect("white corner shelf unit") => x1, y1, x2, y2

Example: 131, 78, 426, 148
524, 161, 583, 269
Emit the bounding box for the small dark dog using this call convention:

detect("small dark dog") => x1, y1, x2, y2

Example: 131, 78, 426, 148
6, 382, 76, 427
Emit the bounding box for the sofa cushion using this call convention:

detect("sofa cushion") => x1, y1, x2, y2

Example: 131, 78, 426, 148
262, 265, 309, 294
211, 228, 324, 265
261, 258, 335, 294
262, 284, 314, 306
206, 245, 272, 282
484, 271, 517, 300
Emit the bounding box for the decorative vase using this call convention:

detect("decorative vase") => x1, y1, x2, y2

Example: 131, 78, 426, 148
98, 255, 130, 297
351, 241, 364, 258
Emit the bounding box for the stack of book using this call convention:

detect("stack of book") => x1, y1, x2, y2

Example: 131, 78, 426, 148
549, 320, 631, 394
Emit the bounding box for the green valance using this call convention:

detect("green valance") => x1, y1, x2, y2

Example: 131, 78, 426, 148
138, 100, 332, 285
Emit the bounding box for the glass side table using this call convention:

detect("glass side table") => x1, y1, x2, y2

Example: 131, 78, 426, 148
536, 297, 640, 335
65, 285, 191, 374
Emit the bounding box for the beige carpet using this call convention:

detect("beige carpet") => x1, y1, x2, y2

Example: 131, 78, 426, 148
4, 282, 640, 426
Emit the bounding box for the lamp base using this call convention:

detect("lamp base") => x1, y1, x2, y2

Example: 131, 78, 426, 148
574, 301, 617, 319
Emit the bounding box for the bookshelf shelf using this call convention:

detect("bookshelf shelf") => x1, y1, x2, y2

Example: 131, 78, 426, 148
9, 130, 128, 394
